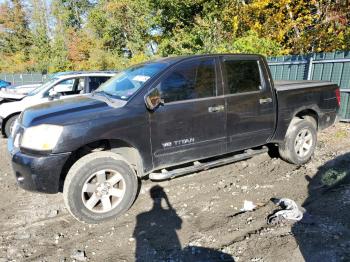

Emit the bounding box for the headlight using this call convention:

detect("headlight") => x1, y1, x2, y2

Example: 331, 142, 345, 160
21, 124, 63, 151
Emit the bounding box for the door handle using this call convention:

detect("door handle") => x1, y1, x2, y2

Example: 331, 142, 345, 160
259, 98, 273, 104
208, 105, 225, 113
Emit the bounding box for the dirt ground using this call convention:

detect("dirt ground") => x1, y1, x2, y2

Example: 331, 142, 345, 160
0, 123, 349, 262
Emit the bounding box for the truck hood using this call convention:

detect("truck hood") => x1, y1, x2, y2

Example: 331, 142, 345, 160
21, 95, 127, 127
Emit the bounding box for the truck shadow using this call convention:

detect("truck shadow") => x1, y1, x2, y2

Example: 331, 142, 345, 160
133, 185, 234, 261
292, 152, 350, 261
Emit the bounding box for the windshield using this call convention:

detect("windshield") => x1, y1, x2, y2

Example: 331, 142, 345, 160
96, 62, 167, 100
27, 78, 59, 96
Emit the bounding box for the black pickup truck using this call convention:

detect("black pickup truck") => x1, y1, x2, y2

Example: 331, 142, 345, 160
8, 54, 339, 223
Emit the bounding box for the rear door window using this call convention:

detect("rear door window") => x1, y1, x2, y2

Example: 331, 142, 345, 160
223, 59, 261, 94
159, 58, 217, 103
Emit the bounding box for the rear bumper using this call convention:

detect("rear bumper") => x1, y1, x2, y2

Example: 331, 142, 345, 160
8, 138, 71, 193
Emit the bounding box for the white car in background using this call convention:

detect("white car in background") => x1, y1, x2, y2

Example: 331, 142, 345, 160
0, 84, 41, 103
0, 72, 115, 137
6, 84, 42, 94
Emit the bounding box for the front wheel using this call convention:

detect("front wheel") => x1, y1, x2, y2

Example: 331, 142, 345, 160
4, 114, 19, 138
278, 118, 317, 165
63, 152, 139, 224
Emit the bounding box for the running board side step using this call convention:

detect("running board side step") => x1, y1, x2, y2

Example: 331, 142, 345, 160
149, 146, 268, 181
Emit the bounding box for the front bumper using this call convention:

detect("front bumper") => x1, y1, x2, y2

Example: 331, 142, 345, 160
8, 138, 71, 193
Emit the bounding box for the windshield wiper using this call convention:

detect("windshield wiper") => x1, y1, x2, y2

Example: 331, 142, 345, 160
92, 90, 114, 103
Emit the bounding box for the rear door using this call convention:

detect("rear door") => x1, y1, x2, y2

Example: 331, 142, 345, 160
149, 57, 227, 168
221, 55, 275, 152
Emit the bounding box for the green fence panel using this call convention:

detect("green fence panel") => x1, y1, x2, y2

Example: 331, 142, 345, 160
340, 63, 350, 89
296, 64, 307, 80
268, 51, 350, 121
340, 92, 350, 121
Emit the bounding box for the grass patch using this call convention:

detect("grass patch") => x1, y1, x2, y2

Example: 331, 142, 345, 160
321, 168, 347, 186
334, 130, 348, 139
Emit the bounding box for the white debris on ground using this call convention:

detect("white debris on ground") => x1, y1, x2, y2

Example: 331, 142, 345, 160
71, 250, 87, 261
240, 200, 257, 212
267, 198, 303, 224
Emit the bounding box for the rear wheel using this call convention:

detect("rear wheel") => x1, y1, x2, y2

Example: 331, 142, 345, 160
4, 114, 19, 138
63, 151, 139, 224
278, 118, 317, 165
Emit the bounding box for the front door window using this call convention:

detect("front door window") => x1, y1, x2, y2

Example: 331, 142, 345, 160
159, 58, 217, 103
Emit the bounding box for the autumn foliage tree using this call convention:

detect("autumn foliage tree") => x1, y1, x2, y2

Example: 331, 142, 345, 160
0, 0, 349, 73
0, 0, 32, 71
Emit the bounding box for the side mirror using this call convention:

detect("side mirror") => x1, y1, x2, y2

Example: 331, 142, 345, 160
48, 89, 60, 100
145, 88, 164, 111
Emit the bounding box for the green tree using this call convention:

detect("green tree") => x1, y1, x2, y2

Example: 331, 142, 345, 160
232, 31, 283, 56
151, 0, 232, 56
88, 0, 153, 57
52, 0, 93, 30
49, 0, 95, 71
0, 0, 32, 71
1, 0, 350, 73
237, 0, 350, 54
29, 0, 51, 72
49, 32, 71, 72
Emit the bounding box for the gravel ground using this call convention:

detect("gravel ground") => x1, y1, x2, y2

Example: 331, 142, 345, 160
0, 123, 349, 262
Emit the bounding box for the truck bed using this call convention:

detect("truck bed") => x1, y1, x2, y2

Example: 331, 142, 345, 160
271, 80, 339, 142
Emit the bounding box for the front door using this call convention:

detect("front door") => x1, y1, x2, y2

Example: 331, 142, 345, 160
221, 56, 275, 152
149, 57, 227, 169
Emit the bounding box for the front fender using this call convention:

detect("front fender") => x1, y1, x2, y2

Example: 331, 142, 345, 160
0, 101, 24, 119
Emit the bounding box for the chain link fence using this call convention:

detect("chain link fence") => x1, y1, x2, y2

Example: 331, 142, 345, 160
0, 73, 47, 86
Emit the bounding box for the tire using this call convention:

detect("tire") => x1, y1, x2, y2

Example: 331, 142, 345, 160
4, 114, 19, 138
278, 118, 317, 165
63, 151, 139, 224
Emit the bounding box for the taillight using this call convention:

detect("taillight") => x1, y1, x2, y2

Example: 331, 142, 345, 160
335, 88, 341, 106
